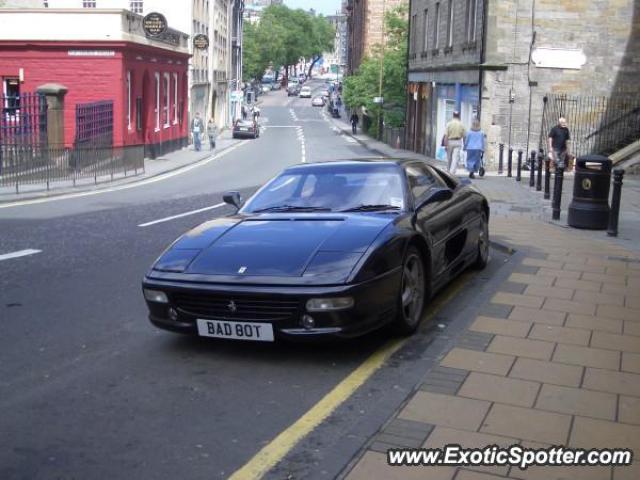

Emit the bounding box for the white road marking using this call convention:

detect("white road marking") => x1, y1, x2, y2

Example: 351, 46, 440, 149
0, 249, 42, 262
0, 141, 246, 210
138, 203, 226, 227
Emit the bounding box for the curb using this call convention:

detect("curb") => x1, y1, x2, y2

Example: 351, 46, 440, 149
0, 140, 238, 205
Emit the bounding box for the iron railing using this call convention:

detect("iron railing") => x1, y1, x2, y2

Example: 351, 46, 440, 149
0, 92, 48, 150
0, 144, 145, 192
540, 94, 640, 158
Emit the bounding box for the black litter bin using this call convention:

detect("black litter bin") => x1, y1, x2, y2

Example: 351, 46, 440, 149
567, 155, 612, 229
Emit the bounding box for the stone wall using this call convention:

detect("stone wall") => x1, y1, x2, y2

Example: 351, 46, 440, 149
482, 0, 640, 165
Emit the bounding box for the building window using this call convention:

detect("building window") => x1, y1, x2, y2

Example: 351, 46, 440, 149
130, 0, 143, 14
83, 0, 97, 7
173, 73, 178, 124
434, 3, 440, 49
410, 14, 417, 54
466, 0, 478, 42
446, 0, 454, 48
163, 73, 170, 127
126, 71, 132, 130
423, 9, 429, 51
154, 72, 160, 131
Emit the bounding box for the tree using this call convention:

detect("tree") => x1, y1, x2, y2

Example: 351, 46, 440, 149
343, 5, 408, 137
242, 5, 335, 84
304, 15, 336, 79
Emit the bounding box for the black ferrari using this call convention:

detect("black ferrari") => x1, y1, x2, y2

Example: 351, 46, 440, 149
142, 159, 489, 342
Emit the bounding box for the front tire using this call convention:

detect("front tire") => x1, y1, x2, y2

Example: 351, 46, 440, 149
393, 246, 426, 335
474, 212, 489, 269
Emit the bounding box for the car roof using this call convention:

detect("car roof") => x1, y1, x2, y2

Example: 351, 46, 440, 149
283, 158, 427, 173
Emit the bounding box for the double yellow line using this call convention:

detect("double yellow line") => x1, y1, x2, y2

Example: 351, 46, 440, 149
229, 274, 470, 479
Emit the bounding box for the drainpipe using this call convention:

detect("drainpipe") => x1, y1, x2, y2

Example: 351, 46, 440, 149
405, 0, 414, 150
477, 0, 488, 120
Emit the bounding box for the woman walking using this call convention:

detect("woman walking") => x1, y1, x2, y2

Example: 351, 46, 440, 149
464, 118, 485, 179
207, 118, 217, 150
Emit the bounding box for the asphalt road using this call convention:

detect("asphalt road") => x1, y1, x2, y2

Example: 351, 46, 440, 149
0, 81, 510, 480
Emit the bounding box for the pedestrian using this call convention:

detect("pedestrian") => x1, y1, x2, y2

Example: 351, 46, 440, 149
241, 105, 247, 120
350, 112, 359, 134
336, 96, 343, 109
445, 111, 466, 174
207, 117, 217, 150
548, 117, 571, 170
464, 117, 485, 179
191, 112, 204, 152
251, 105, 260, 121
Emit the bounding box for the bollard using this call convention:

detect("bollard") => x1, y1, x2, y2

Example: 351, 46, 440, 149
508, 148, 513, 177
498, 143, 504, 174
536, 150, 543, 191
544, 158, 551, 200
607, 169, 625, 237
529, 150, 536, 187
516, 150, 523, 181
552, 166, 565, 220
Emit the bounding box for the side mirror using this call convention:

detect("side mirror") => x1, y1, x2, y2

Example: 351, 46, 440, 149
223, 191, 242, 210
416, 188, 453, 210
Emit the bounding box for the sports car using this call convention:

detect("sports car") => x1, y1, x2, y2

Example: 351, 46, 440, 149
142, 159, 489, 342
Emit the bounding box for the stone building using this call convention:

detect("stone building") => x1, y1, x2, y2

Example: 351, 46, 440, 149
406, 0, 640, 166
345, 0, 407, 73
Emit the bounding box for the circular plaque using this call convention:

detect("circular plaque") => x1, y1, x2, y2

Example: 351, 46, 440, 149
142, 12, 168, 37
193, 34, 210, 50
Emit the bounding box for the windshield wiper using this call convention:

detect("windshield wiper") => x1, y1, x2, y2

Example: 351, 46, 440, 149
340, 204, 402, 212
253, 205, 333, 213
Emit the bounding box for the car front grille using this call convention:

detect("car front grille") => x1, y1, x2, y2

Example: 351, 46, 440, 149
171, 292, 301, 322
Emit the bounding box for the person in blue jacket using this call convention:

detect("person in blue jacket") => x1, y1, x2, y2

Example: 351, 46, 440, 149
464, 118, 485, 179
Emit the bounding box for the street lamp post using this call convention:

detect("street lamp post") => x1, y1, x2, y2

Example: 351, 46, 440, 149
377, 0, 386, 141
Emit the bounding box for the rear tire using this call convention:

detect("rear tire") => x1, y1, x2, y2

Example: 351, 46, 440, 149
474, 212, 489, 269
392, 246, 427, 336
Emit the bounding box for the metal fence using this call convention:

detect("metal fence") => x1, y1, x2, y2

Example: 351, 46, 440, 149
540, 94, 640, 158
382, 126, 406, 150
1, 92, 48, 148
0, 144, 145, 191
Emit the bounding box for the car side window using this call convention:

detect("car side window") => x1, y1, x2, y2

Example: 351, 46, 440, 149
405, 163, 443, 204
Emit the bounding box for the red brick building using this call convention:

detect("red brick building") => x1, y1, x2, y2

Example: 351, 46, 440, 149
0, 8, 191, 158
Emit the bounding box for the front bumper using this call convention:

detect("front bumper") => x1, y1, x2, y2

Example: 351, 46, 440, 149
233, 130, 257, 138
142, 269, 401, 341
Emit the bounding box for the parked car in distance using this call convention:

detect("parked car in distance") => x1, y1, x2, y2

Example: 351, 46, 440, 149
287, 84, 301, 96
311, 96, 325, 107
232, 120, 260, 139
299, 86, 312, 98
320, 89, 330, 98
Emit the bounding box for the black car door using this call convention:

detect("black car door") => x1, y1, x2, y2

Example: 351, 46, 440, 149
404, 162, 453, 281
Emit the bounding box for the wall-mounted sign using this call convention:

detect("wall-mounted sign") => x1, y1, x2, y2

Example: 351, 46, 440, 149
532, 48, 587, 70
193, 34, 210, 50
68, 50, 116, 57
142, 12, 168, 37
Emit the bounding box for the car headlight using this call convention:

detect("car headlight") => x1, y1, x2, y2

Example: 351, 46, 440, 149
143, 289, 169, 304
306, 297, 354, 312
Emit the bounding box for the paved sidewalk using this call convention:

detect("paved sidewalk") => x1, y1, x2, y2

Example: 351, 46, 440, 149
0, 127, 241, 204
329, 116, 640, 480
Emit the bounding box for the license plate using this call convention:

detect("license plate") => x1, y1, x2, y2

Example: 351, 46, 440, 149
240, 127, 248, 131
196, 319, 274, 342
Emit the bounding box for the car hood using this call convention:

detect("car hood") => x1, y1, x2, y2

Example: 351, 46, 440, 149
155, 214, 394, 282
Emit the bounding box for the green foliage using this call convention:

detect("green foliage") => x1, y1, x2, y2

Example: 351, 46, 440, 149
343, 5, 408, 136
242, 5, 335, 82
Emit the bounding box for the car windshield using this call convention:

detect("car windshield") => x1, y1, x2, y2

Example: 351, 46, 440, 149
243, 166, 405, 213
235, 121, 254, 127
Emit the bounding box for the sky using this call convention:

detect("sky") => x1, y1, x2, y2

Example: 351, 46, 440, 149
284, 0, 342, 16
